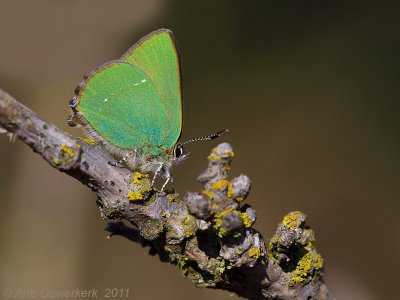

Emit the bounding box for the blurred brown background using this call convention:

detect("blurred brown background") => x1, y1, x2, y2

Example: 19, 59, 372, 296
0, 1, 399, 299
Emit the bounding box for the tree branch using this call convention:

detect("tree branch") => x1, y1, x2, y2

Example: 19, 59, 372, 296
0, 89, 334, 299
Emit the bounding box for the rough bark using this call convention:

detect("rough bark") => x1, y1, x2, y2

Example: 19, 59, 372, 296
0, 89, 334, 300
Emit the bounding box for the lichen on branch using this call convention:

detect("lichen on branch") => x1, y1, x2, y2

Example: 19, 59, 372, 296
0, 88, 333, 299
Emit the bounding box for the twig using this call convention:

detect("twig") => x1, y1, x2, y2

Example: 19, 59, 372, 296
0, 89, 334, 299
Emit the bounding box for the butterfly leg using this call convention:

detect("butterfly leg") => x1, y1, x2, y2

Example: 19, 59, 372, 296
108, 151, 134, 168
160, 168, 175, 193
67, 112, 78, 127
170, 176, 175, 193
160, 176, 171, 193
151, 163, 164, 187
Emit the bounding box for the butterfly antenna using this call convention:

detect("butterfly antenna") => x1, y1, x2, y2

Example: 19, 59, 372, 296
181, 129, 229, 146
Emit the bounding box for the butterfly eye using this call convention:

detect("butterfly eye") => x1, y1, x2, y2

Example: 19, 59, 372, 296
174, 145, 184, 159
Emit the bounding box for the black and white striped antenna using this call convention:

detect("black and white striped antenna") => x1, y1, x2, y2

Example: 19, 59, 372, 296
180, 129, 228, 146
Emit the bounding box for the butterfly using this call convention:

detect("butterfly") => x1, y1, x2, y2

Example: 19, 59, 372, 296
68, 29, 226, 191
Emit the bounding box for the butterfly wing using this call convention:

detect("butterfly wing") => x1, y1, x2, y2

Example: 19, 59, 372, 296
74, 60, 167, 155
121, 29, 183, 149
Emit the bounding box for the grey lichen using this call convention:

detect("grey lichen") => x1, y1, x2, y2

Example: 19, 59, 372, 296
185, 192, 212, 220
0, 88, 333, 299
220, 228, 265, 267
185, 143, 265, 268
268, 211, 324, 287
231, 174, 251, 201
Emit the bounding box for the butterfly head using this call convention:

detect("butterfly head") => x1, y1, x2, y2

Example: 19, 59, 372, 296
171, 129, 228, 165
172, 143, 189, 164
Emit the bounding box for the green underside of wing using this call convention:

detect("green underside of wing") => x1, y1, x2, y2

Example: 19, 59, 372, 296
122, 30, 182, 148
77, 61, 171, 154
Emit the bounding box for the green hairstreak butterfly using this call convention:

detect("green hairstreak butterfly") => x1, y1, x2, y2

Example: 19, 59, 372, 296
68, 29, 226, 191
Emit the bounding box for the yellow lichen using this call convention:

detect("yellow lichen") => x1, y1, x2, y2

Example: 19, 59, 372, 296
211, 179, 233, 198
128, 182, 152, 201
184, 230, 195, 238
215, 208, 234, 218
207, 154, 221, 161
248, 247, 261, 259
219, 227, 228, 236
181, 215, 198, 238
129, 172, 152, 201
215, 259, 226, 274
223, 164, 231, 172
235, 249, 242, 255
127, 190, 143, 201
290, 248, 323, 286
78, 137, 97, 145
214, 218, 227, 236
236, 196, 244, 202
211, 179, 229, 190
167, 194, 175, 202
202, 189, 214, 200
304, 229, 316, 247
131, 171, 148, 184
182, 216, 191, 225
283, 211, 302, 230
314, 252, 324, 270
53, 158, 60, 165
241, 212, 253, 228
227, 183, 233, 198
233, 231, 242, 238
291, 252, 313, 284
223, 150, 235, 157
267, 236, 281, 261
60, 144, 75, 157
213, 209, 238, 237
